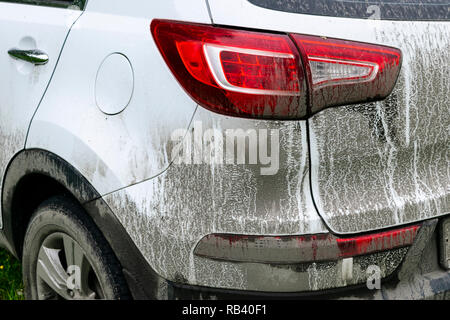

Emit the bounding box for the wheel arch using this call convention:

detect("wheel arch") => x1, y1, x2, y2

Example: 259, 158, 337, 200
1, 149, 98, 257
1, 149, 165, 299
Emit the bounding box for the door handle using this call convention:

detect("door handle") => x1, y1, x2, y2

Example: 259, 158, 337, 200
8, 48, 49, 65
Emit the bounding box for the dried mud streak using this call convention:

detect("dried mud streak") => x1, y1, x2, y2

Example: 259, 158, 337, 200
104, 109, 332, 290
310, 22, 450, 233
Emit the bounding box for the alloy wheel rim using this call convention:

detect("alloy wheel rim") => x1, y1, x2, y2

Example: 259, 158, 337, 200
36, 232, 104, 300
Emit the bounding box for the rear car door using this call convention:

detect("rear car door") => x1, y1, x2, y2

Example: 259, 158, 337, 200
0, 1, 83, 227
207, 0, 450, 234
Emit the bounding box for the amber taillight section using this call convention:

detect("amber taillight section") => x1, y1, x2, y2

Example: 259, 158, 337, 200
291, 34, 402, 114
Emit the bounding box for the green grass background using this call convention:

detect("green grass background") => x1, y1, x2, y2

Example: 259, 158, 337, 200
0, 249, 24, 300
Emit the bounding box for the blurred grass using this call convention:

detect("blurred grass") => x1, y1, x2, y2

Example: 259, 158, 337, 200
0, 249, 24, 300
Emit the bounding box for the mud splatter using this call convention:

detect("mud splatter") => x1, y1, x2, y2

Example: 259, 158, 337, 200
310, 22, 450, 233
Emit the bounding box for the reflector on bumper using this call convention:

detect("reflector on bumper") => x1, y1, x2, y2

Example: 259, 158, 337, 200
194, 225, 420, 264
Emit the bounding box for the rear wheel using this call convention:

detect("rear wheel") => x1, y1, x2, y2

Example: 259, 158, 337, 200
22, 195, 130, 300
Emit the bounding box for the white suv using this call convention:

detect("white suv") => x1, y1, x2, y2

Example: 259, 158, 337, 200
0, 0, 449, 300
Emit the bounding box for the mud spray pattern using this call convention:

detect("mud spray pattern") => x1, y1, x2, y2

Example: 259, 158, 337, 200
170, 121, 280, 176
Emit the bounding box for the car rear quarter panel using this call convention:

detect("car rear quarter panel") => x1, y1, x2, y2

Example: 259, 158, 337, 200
207, 0, 450, 234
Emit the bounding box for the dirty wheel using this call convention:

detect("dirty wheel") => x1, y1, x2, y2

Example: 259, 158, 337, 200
22, 195, 130, 300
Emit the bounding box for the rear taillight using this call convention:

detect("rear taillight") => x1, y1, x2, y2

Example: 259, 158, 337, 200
151, 20, 401, 119
291, 34, 402, 114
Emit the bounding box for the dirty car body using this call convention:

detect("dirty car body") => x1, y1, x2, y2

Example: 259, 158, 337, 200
0, 0, 449, 299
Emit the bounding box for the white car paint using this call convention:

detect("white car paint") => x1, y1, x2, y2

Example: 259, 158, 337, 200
0, 3, 81, 228
26, 0, 212, 195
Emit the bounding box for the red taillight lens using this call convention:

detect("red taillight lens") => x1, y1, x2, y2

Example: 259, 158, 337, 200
335, 225, 419, 259
291, 34, 402, 114
216, 49, 300, 93
151, 19, 307, 119
151, 20, 401, 119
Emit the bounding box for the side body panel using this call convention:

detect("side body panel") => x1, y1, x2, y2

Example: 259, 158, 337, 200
207, 0, 450, 234
0, 3, 81, 227
26, 0, 212, 195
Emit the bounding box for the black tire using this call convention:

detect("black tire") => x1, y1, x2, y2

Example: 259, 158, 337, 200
22, 195, 130, 300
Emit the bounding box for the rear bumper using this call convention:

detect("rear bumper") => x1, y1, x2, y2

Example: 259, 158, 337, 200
166, 219, 450, 299
101, 169, 449, 298
167, 270, 450, 300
